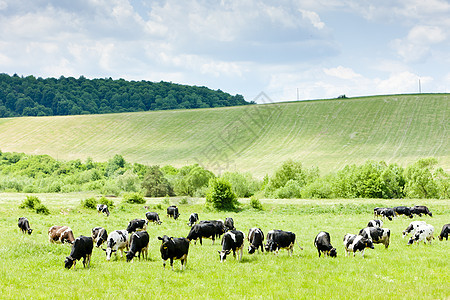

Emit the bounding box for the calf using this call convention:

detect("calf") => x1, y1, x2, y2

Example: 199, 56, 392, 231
48, 225, 75, 244
367, 220, 383, 228
393, 206, 413, 218
97, 204, 110, 217
314, 231, 337, 257
224, 217, 235, 231
64, 236, 93, 269
247, 228, 264, 254
126, 219, 147, 233
18, 217, 33, 235
186, 222, 217, 245
438, 224, 449, 241
374, 207, 394, 220
218, 230, 245, 262
91, 227, 108, 248
126, 231, 149, 262
199, 220, 226, 240
158, 235, 190, 270
146, 212, 162, 225
359, 227, 391, 248
410, 205, 433, 217
407, 224, 434, 245
402, 221, 427, 238
265, 230, 300, 256
343, 234, 374, 258
187, 213, 199, 227
102, 230, 129, 261
167, 205, 180, 220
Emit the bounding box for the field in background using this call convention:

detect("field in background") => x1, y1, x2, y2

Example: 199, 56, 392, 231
0, 94, 448, 176
0, 193, 449, 299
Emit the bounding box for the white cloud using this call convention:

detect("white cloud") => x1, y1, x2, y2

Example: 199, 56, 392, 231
323, 66, 361, 80
299, 9, 325, 30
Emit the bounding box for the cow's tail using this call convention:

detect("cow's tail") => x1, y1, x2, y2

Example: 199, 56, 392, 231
297, 241, 304, 250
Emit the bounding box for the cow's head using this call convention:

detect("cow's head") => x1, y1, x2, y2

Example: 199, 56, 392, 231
218, 250, 231, 262
364, 239, 374, 249
64, 256, 75, 269
102, 247, 117, 261
248, 244, 256, 254
329, 248, 337, 257
27, 228, 33, 235
158, 236, 173, 259
125, 251, 135, 262
264, 241, 277, 252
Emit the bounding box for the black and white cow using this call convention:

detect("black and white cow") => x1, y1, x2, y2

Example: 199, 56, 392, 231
64, 236, 93, 269
247, 228, 264, 254
410, 205, 433, 217
358, 227, 391, 248
126, 219, 148, 233
18, 217, 33, 235
407, 224, 434, 245
393, 206, 413, 218
373, 207, 394, 220
314, 231, 337, 257
186, 222, 217, 245
224, 217, 235, 231
199, 220, 226, 240
438, 224, 449, 241
97, 204, 110, 217
126, 231, 149, 262
265, 230, 301, 256
402, 221, 427, 238
103, 230, 128, 261
146, 212, 162, 225
167, 205, 180, 220
158, 235, 190, 270
91, 227, 108, 248
218, 230, 245, 262
367, 220, 383, 228
343, 234, 374, 258
187, 213, 199, 227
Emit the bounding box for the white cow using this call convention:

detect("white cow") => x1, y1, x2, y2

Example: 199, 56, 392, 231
402, 221, 427, 238
407, 224, 434, 245
102, 230, 128, 261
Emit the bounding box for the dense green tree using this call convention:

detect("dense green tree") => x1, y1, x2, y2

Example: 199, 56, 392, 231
205, 177, 239, 211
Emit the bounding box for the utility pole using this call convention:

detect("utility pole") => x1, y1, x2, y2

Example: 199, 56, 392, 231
418, 79, 421, 93
297, 88, 299, 101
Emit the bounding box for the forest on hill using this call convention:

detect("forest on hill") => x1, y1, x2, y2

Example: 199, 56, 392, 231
0, 73, 250, 117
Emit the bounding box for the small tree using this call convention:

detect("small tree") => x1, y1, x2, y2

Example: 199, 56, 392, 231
141, 165, 173, 197
206, 178, 239, 211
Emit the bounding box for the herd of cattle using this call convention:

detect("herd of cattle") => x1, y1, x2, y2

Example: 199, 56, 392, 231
16, 204, 449, 270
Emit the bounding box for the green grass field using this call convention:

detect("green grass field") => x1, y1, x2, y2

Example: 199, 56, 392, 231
0, 94, 448, 176
1, 193, 448, 299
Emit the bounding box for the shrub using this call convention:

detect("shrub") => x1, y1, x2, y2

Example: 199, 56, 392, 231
221, 172, 261, 197
141, 165, 174, 197
123, 192, 145, 204
19, 195, 41, 209
35, 203, 50, 215
301, 178, 334, 199
206, 178, 239, 211
99, 196, 114, 208
249, 196, 263, 210
81, 197, 97, 209
273, 179, 302, 199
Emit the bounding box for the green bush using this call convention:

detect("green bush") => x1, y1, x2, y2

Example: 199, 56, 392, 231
249, 196, 263, 210
99, 196, 114, 208
301, 178, 334, 199
141, 165, 174, 197
81, 197, 97, 209
35, 203, 50, 215
19, 195, 41, 209
123, 192, 145, 204
206, 178, 239, 211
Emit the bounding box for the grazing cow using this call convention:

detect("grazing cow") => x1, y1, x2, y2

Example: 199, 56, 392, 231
265, 230, 300, 256
247, 228, 264, 254
407, 224, 434, 245
359, 227, 391, 248
96, 204, 110, 217
373, 207, 383, 218
126, 219, 148, 233
186, 222, 217, 245
64, 236, 93, 269
167, 205, 180, 220
158, 235, 190, 270
393, 206, 413, 218
102, 230, 129, 261
48, 226, 75, 244
199, 220, 226, 240
438, 224, 449, 241
410, 205, 433, 217
343, 234, 374, 258
91, 227, 108, 248
402, 221, 427, 238
187, 213, 199, 227
218, 230, 245, 262
367, 220, 383, 228
146, 212, 162, 225
126, 231, 149, 262
374, 207, 394, 221
314, 231, 337, 257
224, 217, 235, 231
18, 217, 33, 235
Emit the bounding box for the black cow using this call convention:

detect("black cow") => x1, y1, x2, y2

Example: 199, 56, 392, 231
374, 207, 395, 221
186, 222, 217, 245
343, 234, 374, 258
218, 230, 245, 262
359, 227, 391, 248
126, 231, 149, 262
167, 205, 180, 220
188, 213, 199, 227
199, 220, 226, 240
247, 228, 264, 254
265, 230, 301, 256
410, 205, 433, 217
393, 206, 413, 218
91, 227, 108, 248
314, 231, 337, 257
224, 217, 235, 231
18, 217, 33, 235
146, 212, 162, 225
158, 235, 190, 270
126, 219, 148, 233
367, 220, 383, 228
97, 204, 110, 217
438, 224, 449, 241
64, 236, 93, 269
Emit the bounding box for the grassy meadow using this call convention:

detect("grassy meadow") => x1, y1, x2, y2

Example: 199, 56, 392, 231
0, 193, 449, 299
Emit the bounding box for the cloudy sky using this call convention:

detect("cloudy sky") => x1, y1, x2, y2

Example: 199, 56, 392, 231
1, 0, 449, 103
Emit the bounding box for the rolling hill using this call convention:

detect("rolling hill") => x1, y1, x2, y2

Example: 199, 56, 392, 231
0, 94, 448, 176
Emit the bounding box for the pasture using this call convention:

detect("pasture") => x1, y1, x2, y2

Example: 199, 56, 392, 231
1, 193, 449, 299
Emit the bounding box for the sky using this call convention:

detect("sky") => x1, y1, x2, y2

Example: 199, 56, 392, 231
1, 0, 449, 103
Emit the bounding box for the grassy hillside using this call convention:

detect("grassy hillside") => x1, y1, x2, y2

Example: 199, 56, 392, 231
0, 94, 448, 176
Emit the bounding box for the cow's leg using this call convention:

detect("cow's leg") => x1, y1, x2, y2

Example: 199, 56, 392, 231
361, 249, 365, 258
162, 259, 167, 269
170, 258, 174, 271
199, 237, 202, 246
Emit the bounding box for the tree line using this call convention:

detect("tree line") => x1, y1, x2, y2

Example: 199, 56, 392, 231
0, 73, 250, 118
